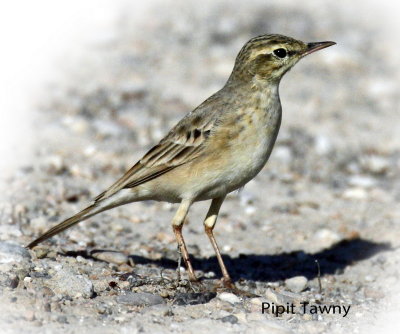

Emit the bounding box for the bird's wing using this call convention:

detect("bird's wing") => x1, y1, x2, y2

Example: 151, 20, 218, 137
94, 108, 217, 202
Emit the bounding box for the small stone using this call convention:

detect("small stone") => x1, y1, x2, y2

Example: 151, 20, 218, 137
23, 276, 32, 287
0, 241, 31, 264
34, 247, 49, 259
247, 297, 270, 313
220, 315, 238, 324
116, 292, 165, 307
43, 302, 51, 312
57, 315, 68, 324
159, 289, 169, 298
342, 187, 368, 200
7, 274, 19, 289
174, 292, 216, 305
25, 310, 36, 321
118, 263, 133, 272
364, 275, 374, 282
312, 229, 341, 248
0, 272, 19, 289
145, 304, 173, 317
245, 206, 256, 215
234, 312, 247, 323
314, 294, 322, 302
284, 276, 308, 293
44, 268, 94, 298
222, 245, 232, 252
361, 155, 389, 175
250, 297, 263, 306
273, 146, 292, 162
218, 292, 241, 304
29, 217, 48, 233
96, 303, 108, 314
364, 288, 384, 299
314, 135, 332, 155
204, 271, 216, 278
92, 251, 128, 265
43, 155, 66, 174
348, 175, 376, 188
265, 289, 301, 306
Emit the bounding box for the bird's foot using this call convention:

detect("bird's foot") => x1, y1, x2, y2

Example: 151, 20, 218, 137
214, 278, 259, 297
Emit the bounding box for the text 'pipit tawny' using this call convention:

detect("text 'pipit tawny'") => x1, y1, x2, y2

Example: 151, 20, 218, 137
28, 34, 335, 289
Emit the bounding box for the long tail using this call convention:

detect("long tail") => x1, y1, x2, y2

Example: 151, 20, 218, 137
26, 203, 103, 249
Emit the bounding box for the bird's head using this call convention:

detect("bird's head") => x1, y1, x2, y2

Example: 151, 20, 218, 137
229, 34, 335, 84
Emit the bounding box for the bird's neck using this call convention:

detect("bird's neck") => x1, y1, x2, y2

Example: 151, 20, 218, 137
224, 76, 281, 110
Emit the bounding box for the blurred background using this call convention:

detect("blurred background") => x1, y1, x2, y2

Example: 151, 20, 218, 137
0, 0, 399, 333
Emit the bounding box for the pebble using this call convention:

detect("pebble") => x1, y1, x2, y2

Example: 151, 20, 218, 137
249, 297, 266, 309
44, 268, 94, 298
0, 273, 19, 289
96, 303, 109, 314
218, 292, 241, 304
348, 175, 376, 188
43, 155, 66, 174
312, 229, 341, 248
91, 251, 128, 265
57, 315, 68, 324
0, 241, 31, 264
116, 292, 165, 307
234, 312, 247, 323
284, 276, 308, 293
145, 304, 173, 317
364, 287, 384, 299
174, 292, 216, 305
273, 146, 292, 163
342, 187, 368, 200
29, 217, 48, 233
361, 155, 389, 175
220, 315, 238, 324
93, 119, 122, 137
34, 247, 49, 259
265, 289, 301, 306
314, 135, 332, 155
25, 310, 36, 322
0, 242, 32, 279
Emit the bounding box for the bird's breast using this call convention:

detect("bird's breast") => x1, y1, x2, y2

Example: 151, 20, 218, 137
204, 94, 282, 196
236, 101, 282, 172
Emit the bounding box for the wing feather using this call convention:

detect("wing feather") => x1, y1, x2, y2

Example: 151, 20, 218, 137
94, 115, 216, 202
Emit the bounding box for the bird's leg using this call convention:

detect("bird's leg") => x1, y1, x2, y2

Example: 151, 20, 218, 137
172, 199, 197, 282
176, 244, 182, 283
203, 196, 235, 289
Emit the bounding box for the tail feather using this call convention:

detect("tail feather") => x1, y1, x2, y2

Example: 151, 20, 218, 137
26, 204, 100, 249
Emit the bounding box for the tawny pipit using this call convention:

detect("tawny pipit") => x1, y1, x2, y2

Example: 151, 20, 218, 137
28, 34, 335, 288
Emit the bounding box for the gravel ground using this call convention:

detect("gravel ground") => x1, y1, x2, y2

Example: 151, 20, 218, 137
1, 1, 400, 333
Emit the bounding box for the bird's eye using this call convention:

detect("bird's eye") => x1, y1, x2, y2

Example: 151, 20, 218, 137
273, 48, 287, 58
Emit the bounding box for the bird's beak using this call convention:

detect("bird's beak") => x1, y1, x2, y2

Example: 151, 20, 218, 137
302, 41, 336, 57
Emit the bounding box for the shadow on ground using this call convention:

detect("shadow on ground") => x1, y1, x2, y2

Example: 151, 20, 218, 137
127, 238, 391, 282
63, 238, 391, 282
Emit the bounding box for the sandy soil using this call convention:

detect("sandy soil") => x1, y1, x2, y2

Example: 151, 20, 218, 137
1, 1, 399, 333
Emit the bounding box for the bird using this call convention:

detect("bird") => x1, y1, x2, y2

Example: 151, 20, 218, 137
27, 34, 335, 289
